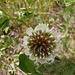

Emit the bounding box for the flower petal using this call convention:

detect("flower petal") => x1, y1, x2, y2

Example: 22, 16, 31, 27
24, 49, 31, 55
51, 59, 54, 63
29, 55, 36, 60
38, 58, 46, 64
26, 27, 34, 35
23, 36, 29, 42
23, 41, 28, 48
49, 30, 58, 39
35, 24, 49, 32
55, 44, 59, 52
46, 55, 53, 61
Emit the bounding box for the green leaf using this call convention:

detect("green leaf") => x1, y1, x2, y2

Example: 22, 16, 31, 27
63, 66, 74, 75
1, 19, 9, 30
68, 17, 74, 27
57, 12, 62, 17
0, 61, 2, 68
59, 24, 66, 29
32, 26, 35, 30
0, 16, 9, 30
5, 26, 10, 33
19, 54, 36, 73
0, 16, 8, 27
63, 15, 67, 22
34, 17, 42, 25
23, 12, 33, 20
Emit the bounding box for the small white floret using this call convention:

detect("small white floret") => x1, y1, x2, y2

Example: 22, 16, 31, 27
26, 27, 34, 36
37, 36, 39, 39
38, 58, 46, 64
51, 45, 53, 47
29, 55, 36, 60
47, 48, 49, 50
53, 40, 57, 42
41, 35, 43, 38
50, 35, 53, 38
48, 41, 50, 43
24, 49, 31, 55
48, 52, 50, 55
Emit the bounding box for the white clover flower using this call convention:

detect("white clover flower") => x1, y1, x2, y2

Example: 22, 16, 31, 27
23, 24, 60, 64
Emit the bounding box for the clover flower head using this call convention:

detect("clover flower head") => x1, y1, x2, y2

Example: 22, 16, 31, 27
23, 24, 60, 64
